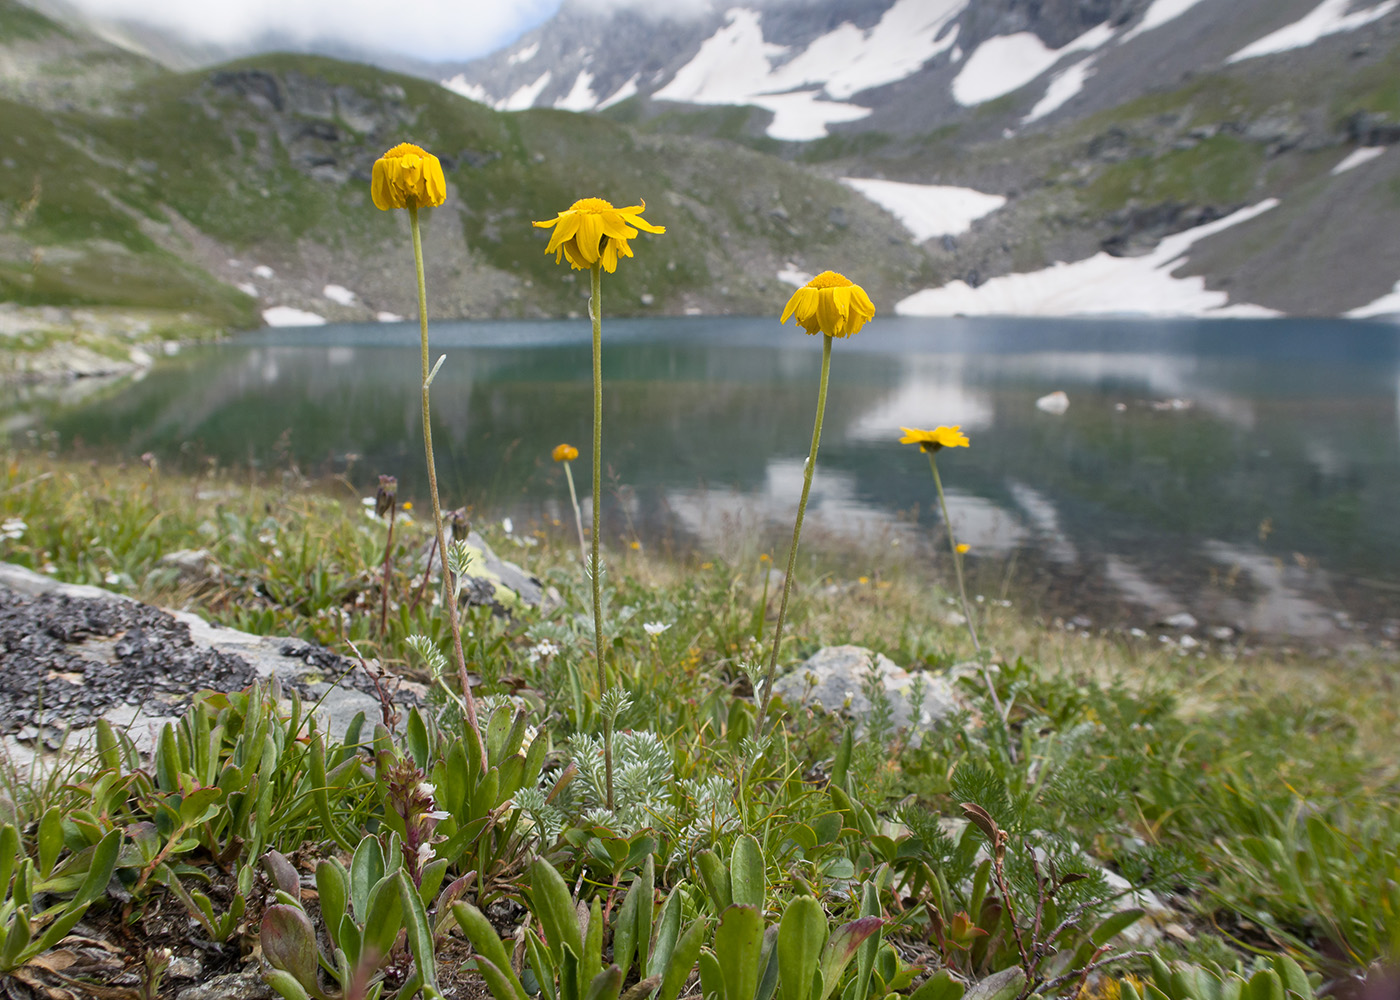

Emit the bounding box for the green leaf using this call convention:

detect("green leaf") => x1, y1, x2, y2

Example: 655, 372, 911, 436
525, 925, 558, 1000
584, 965, 624, 1000
398, 870, 440, 996
583, 897, 604, 990
816, 918, 881, 1000
74, 829, 121, 907
0, 825, 18, 895
155, 722, 181, 793
420, 858, 449, 909
614, 871, 642, 980
531, 857, 584, 967
635, 854, 655, 977
908, 971, 966, 1000
362, 874, 405, 961
350, 835, 386, 922
477, 955, 531, 1000
179, 786, 223, 827
37, 808, 62, 880
317, 859, 349, 952
697, 850, 732, 913
1246, 969, 1283, 1000
853, 883, 881, 1000
260, 904, 320, 995
659, 919, 708, 1000
29, 900, 91, 957
963, 968, 1026, 1000
778, 896, 828, 1000
453, 903, 529, 1000
730, 836, 764, 911
700, 950, 723, 1000
714, 905, 764, 1000
406, 708, 431, 769
1270, 957, 1312, 999
265, 968, 313, 1000
830, 727, 853, 792
649, 885, 684, 981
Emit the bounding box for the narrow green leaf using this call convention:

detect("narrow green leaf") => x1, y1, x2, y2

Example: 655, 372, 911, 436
963, 968, 1026, 1000
350, 835, 386, 921
714, 905, 764, 1000
730, 836, 764, 911
264, 968, 313, 1000
453, 902, 529, 1000
649, 885, 684, 981
830, 727, 853, 791
398, 870, 440, 995
907, 971, 965, 1000
658, 918, 708, 1000
614, 872, 642, 980
699, 950, 723, 1000
778, 896, 828, 1000
406, 708, 431, 769
635, 854, 655, 977
584, 965, 624, 1000
583, 897, 604, 990
36, 808, 62, 880
317, 859, 349, 953
531, 857, 583, 967
0, 825, 18, 896
853, 883, 881, 1000
477, 955, 531, 1000
74, 829, 121, 907
816, 918, 881, 1000
363, 874, 405, 960
697, 850, 732, 913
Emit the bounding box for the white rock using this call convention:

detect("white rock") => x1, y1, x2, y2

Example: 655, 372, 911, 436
1035, 390, 1070, 414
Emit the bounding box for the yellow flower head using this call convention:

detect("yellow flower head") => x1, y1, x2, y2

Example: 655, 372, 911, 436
956, 543, 970, 554
899, 425, 970, 453
371, 143, 447, 211
533, 197, 665, 273
780, 271, 876, 338
552, 443, 579, 462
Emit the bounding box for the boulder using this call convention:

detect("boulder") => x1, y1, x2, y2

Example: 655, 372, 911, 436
770, 645, 965, 747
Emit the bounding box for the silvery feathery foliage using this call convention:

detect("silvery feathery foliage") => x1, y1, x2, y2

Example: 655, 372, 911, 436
447, 540, 474, 596
559, 729, 674, 833
405, 634, 448, 680
668, 775, 741, 863
513, 786, 564, 844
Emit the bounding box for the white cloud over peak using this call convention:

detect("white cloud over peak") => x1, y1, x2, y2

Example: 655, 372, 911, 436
60, 0, 561, 61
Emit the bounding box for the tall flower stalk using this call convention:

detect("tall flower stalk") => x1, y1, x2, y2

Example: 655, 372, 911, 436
373, 142, 485, 758
754, 271, 875, 736
533, 197, 664, 809
552, 443, 586, 560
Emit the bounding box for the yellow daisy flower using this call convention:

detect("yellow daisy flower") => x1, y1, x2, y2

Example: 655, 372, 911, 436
371, 143, 447, 211
552, 443, 579, 462
899, 425, 970, 453
780, 270, 876, 338
532, 197, 665, 272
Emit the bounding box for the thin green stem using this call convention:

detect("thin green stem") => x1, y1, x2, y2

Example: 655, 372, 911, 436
410, 204, 485, 761
755, 333, 832, 735
589, 262, 614, 811
563, 460, 587, 563
929, 451, 1010, 737
929, 452, 980, 653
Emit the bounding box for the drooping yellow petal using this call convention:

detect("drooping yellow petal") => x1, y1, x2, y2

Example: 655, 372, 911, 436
533, 196, 663, 272
370, 142, 447, 211
780, 270, 874, 338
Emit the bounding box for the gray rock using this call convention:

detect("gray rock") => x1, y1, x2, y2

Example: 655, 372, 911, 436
1160, 611, 1198, 630
158, 548, 223, 586
461, 531, 543, 607
770, 645, 965, 747
177, 971, 272, 1000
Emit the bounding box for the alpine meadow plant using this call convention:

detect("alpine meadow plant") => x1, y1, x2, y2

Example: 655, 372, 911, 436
372, 140, 486, 759
755, 271, 876, 735
533, 196, 665, 809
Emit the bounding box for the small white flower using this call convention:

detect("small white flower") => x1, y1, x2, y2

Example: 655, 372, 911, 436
41, 562, 56, 574
502, 517, 513, 534
258, 528, 277, 544
528, 640, 559, 663
416, 781, 436, 800
104, 571, 121, 586
643, 621, 672, 636
416, 842, 434, 867
521, 724, 539, 750
1, 518, 26, 540
361, 496, 375, 507
425, 809, 451, 822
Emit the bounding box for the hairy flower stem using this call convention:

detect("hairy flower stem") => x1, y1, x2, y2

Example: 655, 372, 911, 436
929, 452, 1010, 732
755, 334, 832, 735
589, 263, 614, 810
410, 204, 485, 760
378, 504, 396, 638
563, 460, 587, 562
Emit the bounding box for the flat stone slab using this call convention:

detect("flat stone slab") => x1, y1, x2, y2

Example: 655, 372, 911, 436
771, 644, 967, 746
0, 563, 417, 771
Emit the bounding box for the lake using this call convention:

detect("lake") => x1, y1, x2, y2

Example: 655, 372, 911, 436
7, 315, 1399, 646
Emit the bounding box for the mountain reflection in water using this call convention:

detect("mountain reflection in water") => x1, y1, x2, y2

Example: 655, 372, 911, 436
8, 315, 1399, 645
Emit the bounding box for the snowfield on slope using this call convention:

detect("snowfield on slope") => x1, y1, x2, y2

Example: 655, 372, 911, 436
839, 178, 1006, 241
653, 0, 966, 140
895, 201, 1282, 318
1228, 0, 1398, 62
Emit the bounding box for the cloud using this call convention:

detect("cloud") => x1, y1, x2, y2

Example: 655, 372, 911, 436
564, 0, 717, 16
63, 0, 563, 61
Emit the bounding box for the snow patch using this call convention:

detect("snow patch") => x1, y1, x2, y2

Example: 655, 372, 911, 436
777, 264, 813, 287
1120, 0, 1211, 42
322, 284, 357, 306
442, 75, 493, 105
507, 42, 540, 65
252, 264, 275, 279
554, 71, 598, 111
598, 74, 639, 109
262, 306, 327, 327
500, 72, 552, 111
237, 282, 258, 298
376, 311, 404, 323
1023, 58, 1096, 123
953, 22, 1115, 106
1228, 0, 1398, 63
1345, 279, 1400, 318
895, 200, 1281, 317
655, 1, 965, 140
840, 177, 1006, 241
1331, 145, 1387, 174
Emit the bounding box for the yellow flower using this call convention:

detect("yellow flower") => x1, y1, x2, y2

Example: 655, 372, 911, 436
956, 543, 970, 554
780, 271, 875, 338
899, 425, 970, 453
532, 197, 664, 272
371, 143, 447, 211
552, 443, 579, 462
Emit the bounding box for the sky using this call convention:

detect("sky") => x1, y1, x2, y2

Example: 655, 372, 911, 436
61, 0, 571, 62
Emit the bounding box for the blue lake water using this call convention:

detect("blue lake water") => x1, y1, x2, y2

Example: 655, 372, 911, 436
8, 315, 1400, 644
